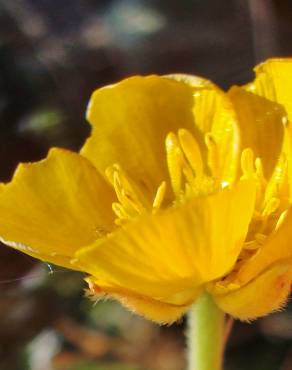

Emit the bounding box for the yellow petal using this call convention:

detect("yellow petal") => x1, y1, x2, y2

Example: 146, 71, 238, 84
81, 75, 197, 200
86, 276, 194, 324
165, 73, 215, 88
212, 259, 292, 321
228, 86, 285, 179
284, 122, 292, 199
189, 84, 240, 183
73, 178, 255, 312
244, 59, 292, 201
229, 206, 292, 286
82, 75, 240, 201
245, 58, 292, 120
113, 293, 190, 324
0, 148, 115, 268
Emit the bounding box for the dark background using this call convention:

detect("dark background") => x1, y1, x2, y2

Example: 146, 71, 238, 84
1, 1, 292, 369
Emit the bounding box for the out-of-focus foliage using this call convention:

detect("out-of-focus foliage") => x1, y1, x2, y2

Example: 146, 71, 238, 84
1, 1, 292, 369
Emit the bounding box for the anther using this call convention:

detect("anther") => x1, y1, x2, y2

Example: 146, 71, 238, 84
181, 160, 195, 184
205, 133, 219, 177
241, 148, 255, 178
273, 154, 287, 184
113, 172, 125, 204
275, 210, 288, 230
105, 164, 119, 184
262, 197, 280, 217
107, 163, 147, 221
282, 116, 288, 126
243, 240, 261, 250
265, 154, 287, 202
255, 233, 267, 244
112, 202, 129, 220
255, 158, 266, 184
178, 129, 204, 176
166, 132, 183, 196
152, 181, 166, 212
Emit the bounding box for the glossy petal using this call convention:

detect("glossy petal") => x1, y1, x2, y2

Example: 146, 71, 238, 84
228, 86, 285, 178
0, 148, 115, 268
81, 75, 240, 201
167, 74, 240, 182
245, 58, 292, 120
73, 178, 255, 322
81, 75, 197, 200
212, 259, 292, 320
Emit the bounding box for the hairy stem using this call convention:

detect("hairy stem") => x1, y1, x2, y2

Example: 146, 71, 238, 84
187, 293, 226, 370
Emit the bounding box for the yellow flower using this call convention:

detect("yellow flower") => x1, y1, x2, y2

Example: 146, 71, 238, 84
0, 60, 292, 324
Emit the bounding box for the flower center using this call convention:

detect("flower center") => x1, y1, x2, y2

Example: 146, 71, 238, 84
106, 128, 221, 225
106, 127, 289, 251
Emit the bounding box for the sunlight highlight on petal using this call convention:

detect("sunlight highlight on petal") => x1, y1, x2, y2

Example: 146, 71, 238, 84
0, 149, 115, 268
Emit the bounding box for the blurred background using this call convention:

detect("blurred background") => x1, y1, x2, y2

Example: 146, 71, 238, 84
0, 0, 292, 369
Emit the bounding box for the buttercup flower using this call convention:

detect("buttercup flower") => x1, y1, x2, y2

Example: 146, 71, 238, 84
0, 59, 292, 324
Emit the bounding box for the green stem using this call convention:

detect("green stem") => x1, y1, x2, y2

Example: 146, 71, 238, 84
187, 293, 225, 370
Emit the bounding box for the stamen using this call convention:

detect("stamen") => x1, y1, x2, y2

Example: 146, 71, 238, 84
178, 129, 203, 176
166, 132, 183, 196
184, 183, 192, 198
112, 202, 129, 220
254, 233, 267, 244
112, 172, 143, 215
243, 240, 261, 250
274, 155, 286, 184
121, 189, 145, 214
243, 232, 267, 255
241, 148, 255, 178
112, 171, 125, 203
255, 158, 266, 186
264, 153, 287, 203
152, 181, 166, 213
272, 154, 287, 192
275, 210, 288, 230
180, 156, 195, 184
205, 133, 219, 176
106, 164, 147, 223
166, 130, 218, 200
262, 197, 280, 217
105, 165, 116, 183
